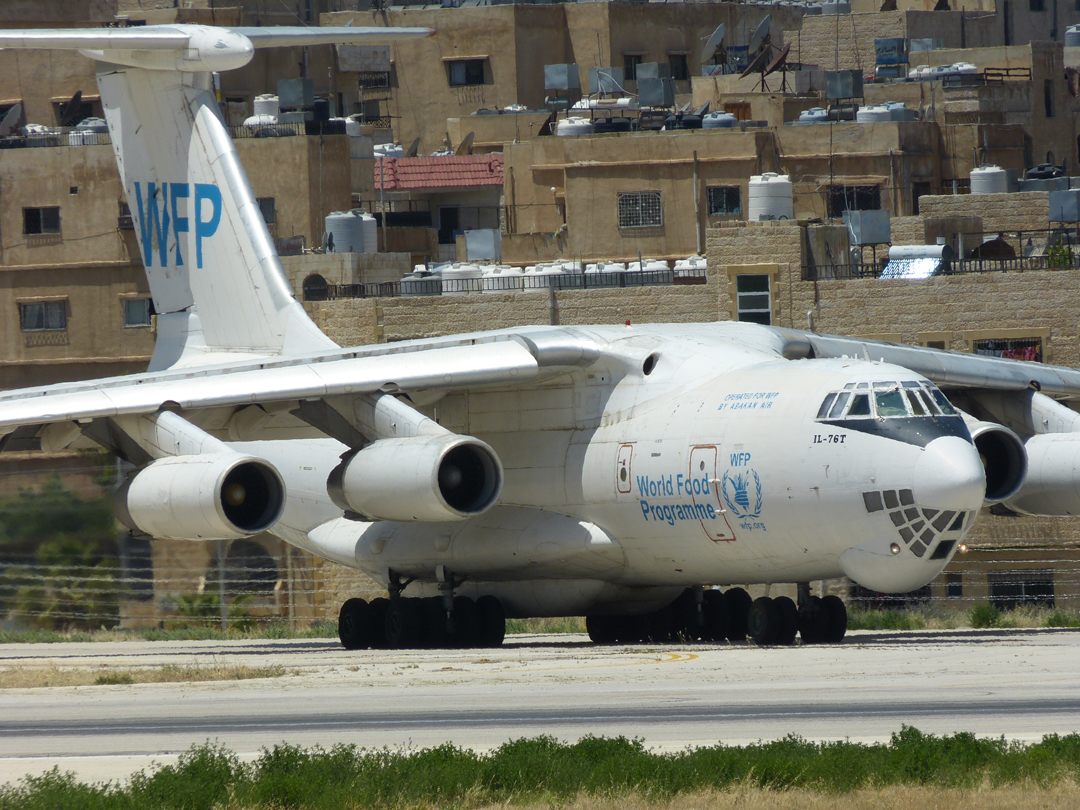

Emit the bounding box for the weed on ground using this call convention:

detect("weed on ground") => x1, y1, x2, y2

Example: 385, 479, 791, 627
2, 729, 1080, 809
0, 663, 287, 689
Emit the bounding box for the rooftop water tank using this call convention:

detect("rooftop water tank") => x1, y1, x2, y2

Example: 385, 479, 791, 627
557, 117, 594, 137
798, 107, 829, 123
702, 112, 739, 129
856, 105, 892, 123
441, 263, 483, 295
374, 142, 404, 157
253, 94, 279, 118
523, 264, 567, 292
1068, 24, 1080, 47
970, 165, 1009, 195
324, 210, 377, 254
593, 117, 633, 134
400, 270, 442, 297
482, 265, 524, 293
748, 173, 794, 221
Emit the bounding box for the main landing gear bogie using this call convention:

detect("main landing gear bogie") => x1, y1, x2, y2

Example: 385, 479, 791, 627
335, 568, 508, 651
585, 584, 848, 648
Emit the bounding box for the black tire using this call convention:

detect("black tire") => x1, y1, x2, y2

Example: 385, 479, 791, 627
773, 596, 798, 646
822, 594, 848, 644
367, 597, 391, 649
338, 597, 369, 650
452, 595, 479, 648
475, 595, 506, 647
613, 615, 643, 644
748, 596, 780, 646
701, 589, 729, 642
724, 587, 752, 642
586, 615, 617, 644
642, 606, 674, 643
669, 589, 700, 642
798, 595, 830, 645
384, 598, 423, 649
426, 597, 450, 649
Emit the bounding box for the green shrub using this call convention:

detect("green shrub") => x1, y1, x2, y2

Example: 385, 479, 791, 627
970, 602, 1002, 628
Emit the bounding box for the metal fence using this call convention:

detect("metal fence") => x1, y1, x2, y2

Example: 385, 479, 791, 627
228, 120, 348, 139
0, 130, 111, 150
304, 268, 707, 301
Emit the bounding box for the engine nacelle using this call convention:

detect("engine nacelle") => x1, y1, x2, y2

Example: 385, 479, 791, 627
1004, 433, 1080, 515
965, 419, 1027, 503
114, 453, 285, 540
327, 435, 503, 522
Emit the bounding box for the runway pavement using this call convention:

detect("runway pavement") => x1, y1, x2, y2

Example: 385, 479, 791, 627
1, 627, 1078, 785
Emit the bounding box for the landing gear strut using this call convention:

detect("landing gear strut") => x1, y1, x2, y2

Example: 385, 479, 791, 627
335, 567, 506, 651
797, 582, 847, 644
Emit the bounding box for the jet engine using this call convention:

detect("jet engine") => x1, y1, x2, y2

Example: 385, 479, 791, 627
327, 434, 503, 522
964, 419, 1027, 503
1004, 433, 1080, 515
114, 453, 285, 540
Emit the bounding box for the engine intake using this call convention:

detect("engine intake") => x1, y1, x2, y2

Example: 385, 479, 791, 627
1005, 433, 1080, 515
327, 435, 503, 522
115, 453, 285, 540
966, 420, 1027, 503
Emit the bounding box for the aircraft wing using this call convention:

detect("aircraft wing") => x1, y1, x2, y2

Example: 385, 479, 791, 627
0, 329, 600, 440
772, 327, 1080, 400
231, 27, 434, 47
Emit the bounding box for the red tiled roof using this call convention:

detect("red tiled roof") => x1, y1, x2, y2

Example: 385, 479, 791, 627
374, 154, 503, 191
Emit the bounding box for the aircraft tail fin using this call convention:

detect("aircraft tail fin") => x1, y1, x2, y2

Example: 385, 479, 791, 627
0, 25, 430, 370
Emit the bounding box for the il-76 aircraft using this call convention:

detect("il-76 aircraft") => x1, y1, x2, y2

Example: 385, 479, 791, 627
1, 25, 1078, 650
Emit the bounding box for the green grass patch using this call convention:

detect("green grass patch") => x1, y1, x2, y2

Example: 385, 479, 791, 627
0, 621, 339, 645
505, 616, 587, 635
2, 728, 1080, 809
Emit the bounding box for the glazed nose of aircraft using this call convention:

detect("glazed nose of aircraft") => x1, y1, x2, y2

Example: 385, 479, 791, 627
912, 436, 986, 510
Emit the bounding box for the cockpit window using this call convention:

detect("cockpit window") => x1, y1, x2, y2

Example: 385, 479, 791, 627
848, 393, 872, 417
875, 390, 907, 417
816, 381, 960, 421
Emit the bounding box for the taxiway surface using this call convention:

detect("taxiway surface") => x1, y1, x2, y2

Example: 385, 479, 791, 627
1, 628, 1078, 784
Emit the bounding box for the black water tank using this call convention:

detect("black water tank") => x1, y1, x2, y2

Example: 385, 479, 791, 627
593, 117, 633, 134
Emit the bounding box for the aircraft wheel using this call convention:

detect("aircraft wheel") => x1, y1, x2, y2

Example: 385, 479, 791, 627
724, 587, 752, 642
586, 615, 613, 644
425, 597, 450, 649
338, 598, 369, 650
773, 596, 798, 646
670, 589, 700, 641
643, 606, 674, 643
476, 595, 506, 647
613, 615, 643, 644
452, 596, 479, 648
798, 596, 829, 644
700, 589, 730, 642
823, 594, 848, 643
385, 598, 424, 649
748, 596, 780, 646
367, 597, 391, 649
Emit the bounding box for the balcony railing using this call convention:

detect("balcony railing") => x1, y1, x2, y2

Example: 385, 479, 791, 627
0, 129, 111, 150
228, 120, 348, 139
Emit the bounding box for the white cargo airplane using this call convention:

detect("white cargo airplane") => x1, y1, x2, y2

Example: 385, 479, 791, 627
1, 25, 1078, 650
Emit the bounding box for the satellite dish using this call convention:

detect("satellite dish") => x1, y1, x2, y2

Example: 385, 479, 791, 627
0, 102, 23, 137
58, 90, 83, 127
455, 131, 474, 156
693, 102, 710, 117
748, 15, 772, 56
678, 101, 693, 114
702, 23, 725, 62
404, 137, 420, 158
739, 46, 771, 80
764, 42, 792, 77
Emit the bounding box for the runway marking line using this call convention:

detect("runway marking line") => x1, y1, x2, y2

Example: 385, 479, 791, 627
502, 651, 698, 674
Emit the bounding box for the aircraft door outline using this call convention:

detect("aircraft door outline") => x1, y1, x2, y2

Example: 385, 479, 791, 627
689, 445, 735, 542
616, 443, 634, 494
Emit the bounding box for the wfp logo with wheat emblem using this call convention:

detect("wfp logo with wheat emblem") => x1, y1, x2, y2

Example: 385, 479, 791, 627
721, 468, 763, 520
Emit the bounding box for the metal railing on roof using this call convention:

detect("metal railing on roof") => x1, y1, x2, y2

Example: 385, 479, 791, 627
228, 120, 348, 139
0, 129, 111, 150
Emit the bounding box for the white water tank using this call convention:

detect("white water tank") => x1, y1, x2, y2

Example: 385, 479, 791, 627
401, 270, 441, 297
627, 260, 669, 272
856, 105, 891, 123
253, 94, 279, 118
702, 112, 738, 129
441, 263, 483, 295
799, 107, 829, 123
557, 117, 594, 137
374, 143, 404, 158
523, 264, 567, 292
1068, 24, 1080, 47
482, 265, 524, 293
325, 210, 377, 254
970, 165, 1009, 195
748, 173, 794, 221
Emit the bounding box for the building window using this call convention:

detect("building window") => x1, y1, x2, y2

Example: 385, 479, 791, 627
912, 182, 932, 215
624, 54, 644, 81
668, 53, 690, 81
724, 101, 752, 121
988, 570, 1054, 610
19, 300, 66, 332
123, 298, 152, 328
358, 71, 391, 90
972, 336, 1042, 362
946, 571, 963, 598
257, 197, 276, 225
1044, 79, 1054, 118
1030, 0, 1045, 10
827, 185, 881, 218
617, 191, 662, 229
23, 206, 60, 235
707, 186, 742, 216
447, 59, 486, 87
735, 274, 771, 325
